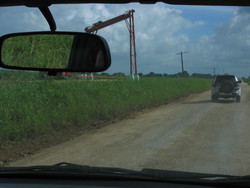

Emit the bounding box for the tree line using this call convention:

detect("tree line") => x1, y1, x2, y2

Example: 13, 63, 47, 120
97, 71, 213, 79
0, 70, 214, 81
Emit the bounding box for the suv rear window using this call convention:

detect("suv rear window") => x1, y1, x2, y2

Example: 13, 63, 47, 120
215, 76, 236, 83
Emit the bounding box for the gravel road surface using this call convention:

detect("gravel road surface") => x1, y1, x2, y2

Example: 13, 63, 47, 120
12, 83, 250, 176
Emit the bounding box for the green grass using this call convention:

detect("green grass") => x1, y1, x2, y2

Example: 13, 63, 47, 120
0, 70, 40, 81
2, 35, 72, 68
244, 79, 250, 85
0, 78, 211, 144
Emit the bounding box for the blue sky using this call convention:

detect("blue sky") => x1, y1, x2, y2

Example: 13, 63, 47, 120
0, 3, 249, 77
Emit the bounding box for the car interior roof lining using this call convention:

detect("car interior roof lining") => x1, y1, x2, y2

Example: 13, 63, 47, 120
0, 0, 249, 7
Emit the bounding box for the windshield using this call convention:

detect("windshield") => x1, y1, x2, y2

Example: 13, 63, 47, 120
0, 3, 250, 177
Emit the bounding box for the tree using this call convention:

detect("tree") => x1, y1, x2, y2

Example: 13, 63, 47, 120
163, 73, 168, 77
100, 72, 110, 76
138, 72, 144, 77
112, 72, 126, 77
181, 71, 189, 77
191, 73, 213, 79
148, 72, 156, 77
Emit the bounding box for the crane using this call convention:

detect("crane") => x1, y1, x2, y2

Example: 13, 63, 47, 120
85, 10, 138, 79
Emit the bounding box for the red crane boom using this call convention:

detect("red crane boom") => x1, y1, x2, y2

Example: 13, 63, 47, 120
85, 10, 138, 78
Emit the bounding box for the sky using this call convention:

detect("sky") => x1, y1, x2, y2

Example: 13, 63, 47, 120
0, 3, 250, 77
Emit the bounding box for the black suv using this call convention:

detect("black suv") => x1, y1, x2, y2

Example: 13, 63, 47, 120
211, 75, 242, 102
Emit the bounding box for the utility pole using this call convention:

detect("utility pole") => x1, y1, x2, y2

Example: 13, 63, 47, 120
176, 51, 188, 74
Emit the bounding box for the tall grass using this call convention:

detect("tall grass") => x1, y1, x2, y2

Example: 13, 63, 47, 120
0, 78, 211, 144
0, 70, 40, 81
2, 35, 72, 68
244, 78, 250, 85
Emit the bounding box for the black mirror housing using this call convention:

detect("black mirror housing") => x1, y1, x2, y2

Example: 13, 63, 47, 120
0, 31, 111, 73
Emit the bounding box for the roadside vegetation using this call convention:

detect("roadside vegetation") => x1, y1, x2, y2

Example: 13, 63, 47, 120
2, 35, 72, 68
244, 78, 250, 85
0, 72, 212, 145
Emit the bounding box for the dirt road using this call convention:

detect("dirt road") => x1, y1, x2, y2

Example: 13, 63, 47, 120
12, 83, 250, 176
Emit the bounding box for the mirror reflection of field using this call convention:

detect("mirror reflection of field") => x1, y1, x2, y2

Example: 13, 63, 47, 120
0, 74, 211, 149
2, 35, 72, 68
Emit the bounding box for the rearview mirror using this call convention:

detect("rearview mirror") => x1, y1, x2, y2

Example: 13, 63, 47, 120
0, 32, 111, 73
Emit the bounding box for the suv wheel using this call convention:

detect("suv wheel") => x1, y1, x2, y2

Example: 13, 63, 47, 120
236, 96, 241, 102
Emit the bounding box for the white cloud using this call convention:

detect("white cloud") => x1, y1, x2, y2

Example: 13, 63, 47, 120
193, 20, 204, 26
195, 7, 250, 76
65, 10, 78, 21
23, 11, 48, 30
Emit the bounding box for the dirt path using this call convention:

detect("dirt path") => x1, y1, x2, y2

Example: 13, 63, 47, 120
11, 83, 250, 176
